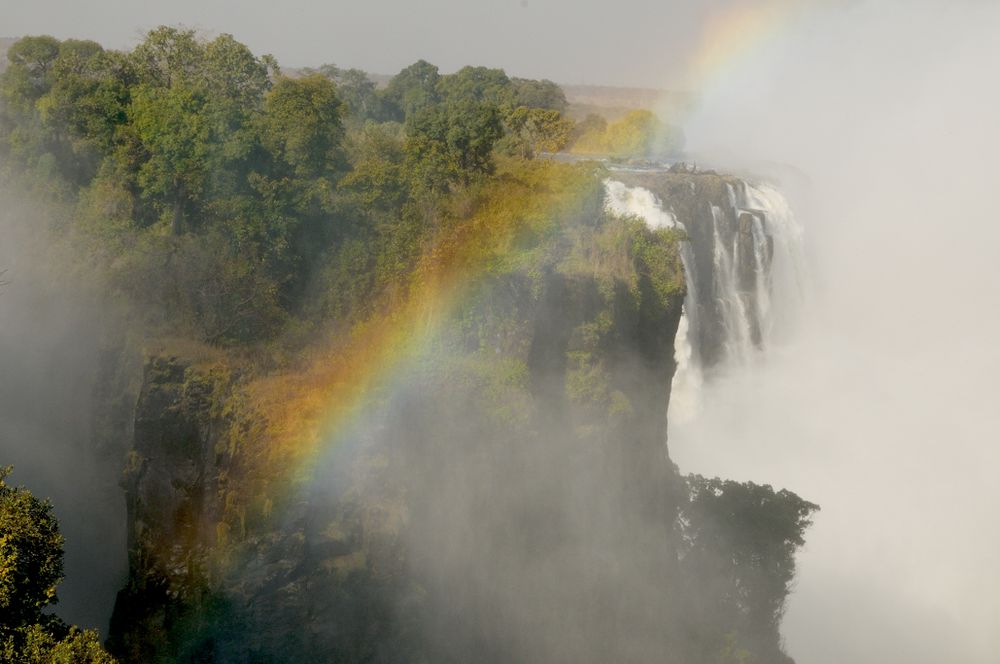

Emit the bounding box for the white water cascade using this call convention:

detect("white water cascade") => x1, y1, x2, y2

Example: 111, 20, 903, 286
741, 182, 809, 347
604, 180, 704, 421
603, 178, 806, 422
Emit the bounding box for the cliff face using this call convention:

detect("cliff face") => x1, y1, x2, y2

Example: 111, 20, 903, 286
106, 170, 805, 664
107, 184, 689, 662
620, 170, 776, 368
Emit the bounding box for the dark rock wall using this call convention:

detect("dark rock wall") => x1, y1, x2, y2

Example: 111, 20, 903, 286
106, 172, 802, 664
107, 215, 688, 662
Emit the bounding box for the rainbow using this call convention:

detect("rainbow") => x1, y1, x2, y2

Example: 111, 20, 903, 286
673, 0, 812, 119
220, 160, 596, 531
219, 1, 816, 535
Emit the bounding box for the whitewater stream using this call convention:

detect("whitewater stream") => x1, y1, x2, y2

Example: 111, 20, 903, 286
604, 177, 807, 423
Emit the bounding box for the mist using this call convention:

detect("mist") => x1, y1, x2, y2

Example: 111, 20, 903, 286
675, 1, 1000, 662
0, 191, 127, 632
3, 1, 997, 658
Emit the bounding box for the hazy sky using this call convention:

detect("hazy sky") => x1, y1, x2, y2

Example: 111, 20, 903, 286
5, 0, 763, 87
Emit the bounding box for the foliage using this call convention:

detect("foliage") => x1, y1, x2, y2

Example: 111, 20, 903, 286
317, 65, 384, 123
510, 77, 567, 112
498, 106, 572, 158
679, 475, 819, 662
570, 109, 684, 158
0, 467, 115, 662
1, 31, 582, 347
380, 59, 440, 121
0, 467, 62, 628
0, 30, 338, 343
10, 625, 115, 664
404, 100, 503, 192
337, 121, 407, 214
438, 66, 514, 108
259, 74, 344, 179
1, 37, 62, 112
128, 81, 213, 232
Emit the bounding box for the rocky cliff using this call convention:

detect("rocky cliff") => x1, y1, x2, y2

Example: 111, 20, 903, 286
106, 169, 807, 663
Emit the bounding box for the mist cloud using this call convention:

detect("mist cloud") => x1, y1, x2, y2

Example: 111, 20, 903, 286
675, 1, 1000, 662
0, 191, 127, 633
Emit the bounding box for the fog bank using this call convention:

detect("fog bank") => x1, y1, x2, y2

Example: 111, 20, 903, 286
0, 193, 127, 632
675, 2, 1000, 662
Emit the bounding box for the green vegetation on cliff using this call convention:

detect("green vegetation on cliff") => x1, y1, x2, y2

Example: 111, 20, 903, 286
0, 467, 115, 663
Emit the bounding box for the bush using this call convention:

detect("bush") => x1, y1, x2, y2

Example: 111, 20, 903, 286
0, 467, 115, 662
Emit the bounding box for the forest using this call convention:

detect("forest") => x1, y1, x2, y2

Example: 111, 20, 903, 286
0, 29, 681, 349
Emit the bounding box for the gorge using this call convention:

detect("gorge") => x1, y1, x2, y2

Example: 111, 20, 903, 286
100, 169, 814, 663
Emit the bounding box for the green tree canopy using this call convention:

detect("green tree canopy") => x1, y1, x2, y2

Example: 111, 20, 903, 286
405, 100, 502, 192
318, 65, 383, 123
128, 26, 203, 89
128, 81, 212, 233
679, 475, 819, 663
510, 77, 567, 112
0, 466, 63, 628
0, 29, 576, 347
499, 106, 572, 158
259, 74, 345, 180
381, 60, 441, 121
0, 466, 115, 662
437, 66, 514, 108
1, 36, 62, 111
37, 41, 130, 157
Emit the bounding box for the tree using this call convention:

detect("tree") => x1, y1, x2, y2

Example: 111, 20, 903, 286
404, 100, 502, 192
381, 60, 440, 121
570, 113, 606, 145
678, 475, 818, 663
128, 27, 203, 90
1, 36, 62, 112
339, 121, 407, 213
603, 109, 661, 157
0, 467, 62, 629
124, 29, 277, 234
199, 33, 273, 162
499, 107, 572, 158
318, 65, 382, 123
0, 29, 339, 342
259, 74, 344, 180
128, 81, 212, 234
200, 34, 272, 111
0, 466, 115, 662
39, 41, 130, 150
569, 110, 669, 158
510, 77, 567, 112
437, 66, 514, 108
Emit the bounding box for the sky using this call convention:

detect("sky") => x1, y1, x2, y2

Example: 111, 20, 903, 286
4, 0, 763, 88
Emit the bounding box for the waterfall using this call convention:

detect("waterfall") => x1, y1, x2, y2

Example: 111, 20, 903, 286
741, 182, 808, 346
710, 202, 755, 365
603, 177, 805, 421
603, 180, 680, 231
603, 179, 703, 420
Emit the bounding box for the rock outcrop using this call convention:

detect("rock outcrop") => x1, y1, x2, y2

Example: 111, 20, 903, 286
107, 170, 808, 664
